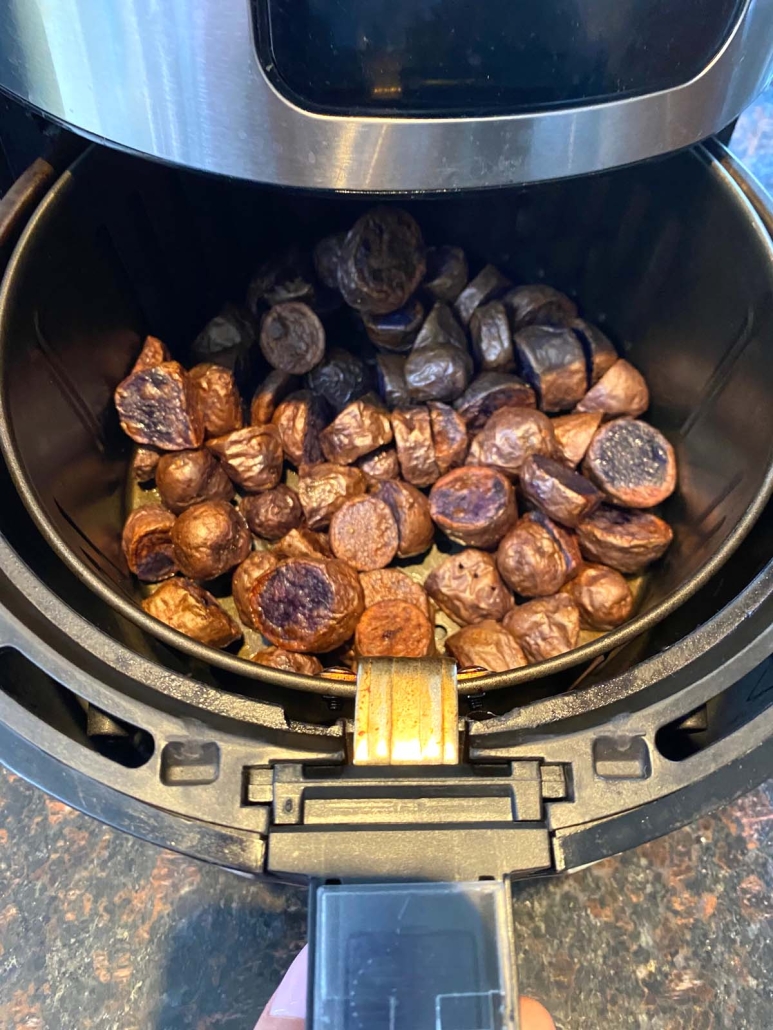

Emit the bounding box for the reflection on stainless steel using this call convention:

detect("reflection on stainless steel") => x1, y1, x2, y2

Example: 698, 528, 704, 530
0, 1, 771, 187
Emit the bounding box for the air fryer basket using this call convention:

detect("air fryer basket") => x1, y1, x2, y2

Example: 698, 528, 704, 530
1, 143, 773, 697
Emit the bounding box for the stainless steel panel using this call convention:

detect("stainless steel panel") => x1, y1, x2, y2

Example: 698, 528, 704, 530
0, 0, 771, 191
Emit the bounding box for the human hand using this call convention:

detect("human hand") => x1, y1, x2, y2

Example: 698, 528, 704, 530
256, 946, 555, 1029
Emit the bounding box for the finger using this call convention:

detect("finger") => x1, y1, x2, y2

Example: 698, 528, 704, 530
255, 945, 308, 1029
520, 995, 556, 1030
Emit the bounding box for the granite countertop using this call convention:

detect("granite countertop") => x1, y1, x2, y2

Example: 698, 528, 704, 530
2, 96, 773, 1030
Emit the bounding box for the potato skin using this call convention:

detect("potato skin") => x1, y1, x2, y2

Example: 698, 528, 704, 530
355, 600, 435, 657
446, 620, 527, 672
171, 500, 251, 580
496, 512, 580, 598
373, 480, 434, 558
207, 425, 284, 493
121, 505, 178, 582
115, 361, 204, 450
143, 578, 241, 647
189, 362, 243, 438
519, 455, 602, 528
425, 549, 514, 626
241, 485, 303, 541
249, 647, 323, 674
430, 466, 518, 549
561, 563, 635, 631
467, 407, 555, 478
503, 595, 580, 663
576, 505, 673, 574
232, 551, 281, 628
156, 449, 234, 514
297, 463, 367, 530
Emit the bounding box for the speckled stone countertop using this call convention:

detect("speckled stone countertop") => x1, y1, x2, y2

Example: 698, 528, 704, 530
2, 97, 773, 1030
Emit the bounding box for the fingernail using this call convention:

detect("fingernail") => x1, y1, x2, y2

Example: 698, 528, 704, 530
270, 946, 308, 1019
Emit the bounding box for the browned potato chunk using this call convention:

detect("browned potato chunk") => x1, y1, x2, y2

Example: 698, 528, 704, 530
320, 398, 393, 465
513, 326, 587, 412
454, 373, 537, 432
250, 370, 299, 425
430, 466, 517, 549
143, 578, 241, 648
404, 303, 473, 403
584, 419, 677, 508
470, 301, 514, 372
497, 512, 581, 597
249, 648, 323, 674
373, 480, 435, 558
520, 455, 602, 528
297, 462, 367, 529
272, 390, 330, 467
363, 298, 424, 353
171, 500, 251, 580
359, 568, 432, 619
571, 319, 617, 384
454, 264, 510, 325
428, 402, 468, 474
247, 557, 364, 652
503, 595, 580, 662
156, 449, 235, 514
425, 549, 513, 626
337, 208, 426, 314
357, 446, 400, 485
274, 527, 332, 559
329, 496, 399, 571
115, 361, 204, 450
552, 412, 602, 468
240, 485, 303, 541
207, 425, 284, 493
424, 245, 468, 303
121, 505, 178, 582
355, 600, 435, 657
259, 301, 325, 374
504, 285, 577, 331
376, 353, 411, 409
576, 359, 649, 418
391, 406, 440, 487
446, 621, 527, 672
576, 505, 673, 574
561, 563, 635, 631
467, 407, 555, 478
232, 551, 280, 627
132, 445, 160, 483
188, 363, 243, 438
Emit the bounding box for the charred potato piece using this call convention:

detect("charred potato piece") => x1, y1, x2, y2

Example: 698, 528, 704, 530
360, 568, 432, 619
423, 245, 468, 303
337, 207, 426, 314
192, 304, 258, 386
329, 496, 399, 571
584, 419, 677, 508
571, 319, 617, 385
274, 527, 332, 560
320, 397, 393, 465
272, 390, 330, 467
250, 647, 323, 675
552, 412, 602, 468
430, 466, 518, 549
247, 247, 316, 313
156, 449, 235, 514
497, 512, 580, 597
404, 303, 473, 403
143, 578, 241, 648
121, 505, 178, 582
188, 363, 243, 439
514, 325, 587, 412
428, 402, 468, 474
247, 557, 364, 652
171, 500, 251, 581
446, 621, 527, 672
576, 359, 649, 418
305, 348, 372, 413
115, 361, 204, 450
467, 407, 555, 478
562, 563, 634, 631
454, 264, 511, 326
520, 455, 602, 528
454, 373, 537, 432
425, 549, 514, 626
470, 301, 515, 372
259, 301, 325, 376
503, 594, 580, 663
357, 446, 400, 485
356, 600, 435, 658
131, 335, 170, 373
391, 406, 440, 487
207, 425, 284, 493
241, 484, 303, 541
363, 297, 424, 353
373, 479, 434, 558
132, 445, 160, 483
376, 353, 411, 409
297, 463, 367, 530
250, 370, 300, 426
232, 551, 280, 628
576, 505, 673, 574
504, 284, 577, 331
313, 233, 346, 290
